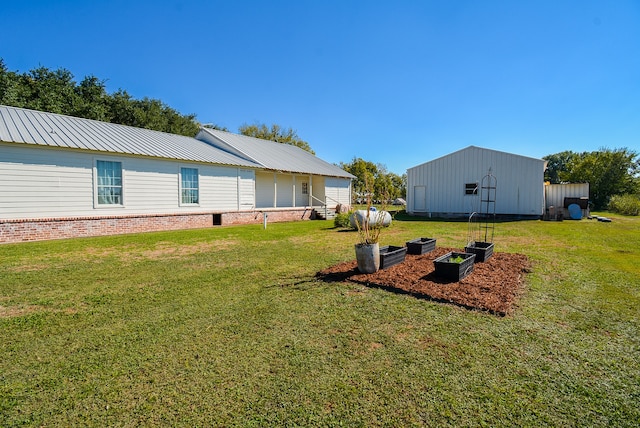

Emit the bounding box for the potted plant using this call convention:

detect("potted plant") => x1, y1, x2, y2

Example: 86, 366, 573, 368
352, 206, 385, 274
351, 179, 393, 273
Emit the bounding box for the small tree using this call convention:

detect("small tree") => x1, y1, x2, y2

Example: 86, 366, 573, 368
239, 122, 315, 154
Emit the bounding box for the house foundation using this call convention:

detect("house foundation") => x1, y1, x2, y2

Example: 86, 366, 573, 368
0, 208, 315, 244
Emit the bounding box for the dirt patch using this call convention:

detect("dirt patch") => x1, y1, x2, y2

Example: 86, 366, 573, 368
316, 247, 531, 316
0, 304, 40, 318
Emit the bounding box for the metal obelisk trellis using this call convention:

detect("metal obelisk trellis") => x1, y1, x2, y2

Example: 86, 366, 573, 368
466, 169, 497, 262
478, 168, 496, 243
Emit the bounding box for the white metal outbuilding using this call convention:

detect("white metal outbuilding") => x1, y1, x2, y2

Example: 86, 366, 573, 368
406, 146, 547, 218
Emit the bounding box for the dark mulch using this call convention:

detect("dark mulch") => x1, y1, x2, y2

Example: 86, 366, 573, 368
316, 247, 531, 316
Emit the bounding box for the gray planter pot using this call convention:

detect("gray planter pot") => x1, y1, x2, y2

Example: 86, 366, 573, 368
355, 243, 380, 274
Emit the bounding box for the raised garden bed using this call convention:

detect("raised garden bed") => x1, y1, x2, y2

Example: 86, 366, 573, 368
406, 237, 436, 255
316, 248, 531, 315
379, 245, 407, 269
433, 251, 475, 281
464, 242, 494, 262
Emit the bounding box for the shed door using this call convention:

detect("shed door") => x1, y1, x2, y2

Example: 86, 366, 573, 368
413, 186, 427, 212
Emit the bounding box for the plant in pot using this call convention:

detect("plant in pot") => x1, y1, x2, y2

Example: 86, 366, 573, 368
353, 204, 385, 274
351, 179, 390, 273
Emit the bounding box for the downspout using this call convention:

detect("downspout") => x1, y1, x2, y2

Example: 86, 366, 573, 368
293, 175, 296, 207
273, 172, 277, 208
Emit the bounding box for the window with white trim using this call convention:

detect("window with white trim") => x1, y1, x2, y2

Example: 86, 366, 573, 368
181, 167, 199, 204
301, 182, 309, 195
96, 160, 123, 205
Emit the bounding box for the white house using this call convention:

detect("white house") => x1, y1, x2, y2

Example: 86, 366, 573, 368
0, 105, 353, 243
406, 146, 547, 218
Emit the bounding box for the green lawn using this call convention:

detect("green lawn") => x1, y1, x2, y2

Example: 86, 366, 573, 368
1, 213, 638, 426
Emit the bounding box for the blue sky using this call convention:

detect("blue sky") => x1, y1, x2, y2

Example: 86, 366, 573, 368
3, 0, 639, 175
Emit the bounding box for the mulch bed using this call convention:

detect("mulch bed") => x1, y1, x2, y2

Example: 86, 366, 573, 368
316, 247, 531, 316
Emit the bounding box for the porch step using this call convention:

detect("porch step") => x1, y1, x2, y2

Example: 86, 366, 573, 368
313, 208, 336, 220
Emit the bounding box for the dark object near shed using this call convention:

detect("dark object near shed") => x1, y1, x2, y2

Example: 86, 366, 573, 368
564, 197, 589, 209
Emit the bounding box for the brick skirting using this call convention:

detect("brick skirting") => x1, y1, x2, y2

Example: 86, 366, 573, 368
0, 208, 316, 244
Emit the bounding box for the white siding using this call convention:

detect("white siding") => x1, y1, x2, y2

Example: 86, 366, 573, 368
0, 143, 249, 220
255, 171, 275, 208
544, 183, 589, 209
407, 146, 545, 216
1, 143, 95, 218
238, 169, 255, 210
325, 177, 351, 207
311, 176, 325, 206
198, 165, 241, 211
1, 142, 351, 219
276, 174, 294, 207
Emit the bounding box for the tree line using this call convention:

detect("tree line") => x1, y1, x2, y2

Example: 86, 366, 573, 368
544, 148, 639, 211
0, 60, 316, 154
3, 60, 637, 211
0, 59, 201, 137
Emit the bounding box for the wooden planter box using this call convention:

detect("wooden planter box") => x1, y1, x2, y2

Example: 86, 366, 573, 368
379, 245, 407, 269
433, 252, 476, 281
464, 242, 494, 262
406, 237, 436, 255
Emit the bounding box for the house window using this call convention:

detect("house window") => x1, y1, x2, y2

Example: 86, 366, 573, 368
301, 182, 309, 195
465, 183, 478, 195
96, 160, 123, 205
181, 167, 199, 204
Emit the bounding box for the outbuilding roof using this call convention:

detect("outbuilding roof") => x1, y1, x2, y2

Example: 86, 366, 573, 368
197, 128, 355, 179
407, 145, 547, 171
0, 105, 259, 168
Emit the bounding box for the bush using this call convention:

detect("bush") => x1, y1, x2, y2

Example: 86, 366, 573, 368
334, 211, 353, 228
608, 193, 640, 216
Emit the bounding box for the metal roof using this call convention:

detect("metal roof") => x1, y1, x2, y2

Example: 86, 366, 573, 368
197, 128, 355, 179
407, 145, 546, 171
0, 105, 260, 168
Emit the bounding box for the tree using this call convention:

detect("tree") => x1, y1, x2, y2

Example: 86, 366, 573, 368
73, 75, 109, 121
0, 59, 20, 106
203, 123, 229, 132
107, 89, 137, 126
0, 58, 203, 137
543, 151, 578, 183
339, 157, 406, 203
562, 148, 639, 209
19, 66, 79, 114
238, 122, 315, 154
339, 157, 379, 201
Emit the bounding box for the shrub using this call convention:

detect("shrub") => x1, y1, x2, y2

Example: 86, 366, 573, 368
334, 211, 352, 228
608, 193, 640, 216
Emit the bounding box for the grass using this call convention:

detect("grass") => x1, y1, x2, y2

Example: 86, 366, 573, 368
1, 213, 639, 426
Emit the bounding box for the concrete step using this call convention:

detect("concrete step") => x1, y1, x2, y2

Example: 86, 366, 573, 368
313, 208, 336, 220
